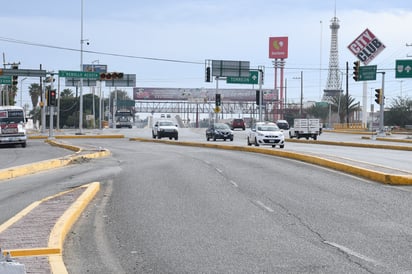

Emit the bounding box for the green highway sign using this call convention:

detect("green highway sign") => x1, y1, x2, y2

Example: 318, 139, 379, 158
0, 76, 12, 85
227, 70, 259, 84
395, 60, 412, 78
58, 70, 100, 79
358, 65, 377, 81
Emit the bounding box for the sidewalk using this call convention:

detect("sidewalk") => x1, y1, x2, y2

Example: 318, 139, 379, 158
0, 183, 100, 274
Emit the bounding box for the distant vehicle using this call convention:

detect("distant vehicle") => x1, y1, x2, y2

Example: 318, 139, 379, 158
231, 118, 245, 130
276, 120, 289, 130
152, 119, 179, 140
206, 123, 234, 141
115, 109, 133, 128
0, 106, 27, 148
247, 122, 285, 148
289, 118, 320, 140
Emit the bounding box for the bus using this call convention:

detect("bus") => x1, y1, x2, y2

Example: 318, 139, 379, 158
0, 106, 27, 147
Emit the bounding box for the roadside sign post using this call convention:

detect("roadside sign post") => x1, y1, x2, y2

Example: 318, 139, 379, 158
376, 72, 386, 137
0, 76, 12, 85
58, 70, 100, 79
347, 28, 385, 129
227, 70, 259, 84
395, 60, 412, 78
358, 65, 377, 81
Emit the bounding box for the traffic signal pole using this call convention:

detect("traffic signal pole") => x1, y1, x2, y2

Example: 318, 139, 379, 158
377, 72, 385, 137
49, 74, 55, 139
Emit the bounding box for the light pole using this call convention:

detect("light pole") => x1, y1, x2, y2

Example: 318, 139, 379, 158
79, 0, 84, 134
293, 71, 303, 117
20, 77, 27, 107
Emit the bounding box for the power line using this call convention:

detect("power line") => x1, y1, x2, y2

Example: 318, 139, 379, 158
0, 36, 203, 65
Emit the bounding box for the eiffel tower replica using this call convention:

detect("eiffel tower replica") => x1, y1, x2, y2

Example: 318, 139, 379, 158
323, 11, 343, 101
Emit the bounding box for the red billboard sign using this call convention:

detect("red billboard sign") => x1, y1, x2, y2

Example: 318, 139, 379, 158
269, 37, 288, 59
347, 28, 385, 65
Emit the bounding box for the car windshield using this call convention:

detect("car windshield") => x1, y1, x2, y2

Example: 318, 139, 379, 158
159, 121, 174, 126
214, 123, 229, 129
257, 125, 279, 131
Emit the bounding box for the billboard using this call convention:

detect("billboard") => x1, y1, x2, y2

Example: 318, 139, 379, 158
269, 37, 288, 59
133, 87, 277, 102
347, 28, 385, 65
211, 60, 250, 77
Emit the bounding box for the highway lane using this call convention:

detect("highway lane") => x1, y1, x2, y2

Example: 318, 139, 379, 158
0, 139, 71, 169
61, 139, 412, 273
128, 127, 412, 174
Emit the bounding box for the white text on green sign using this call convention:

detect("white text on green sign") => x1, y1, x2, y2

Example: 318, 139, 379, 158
359, 65, 377, 81
227, 70, 258, 84
0, 76, 12, 85
58, 70, 100, 79
395, 60, 412, 78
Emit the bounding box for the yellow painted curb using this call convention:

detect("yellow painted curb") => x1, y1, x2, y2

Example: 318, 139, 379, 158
130, 137, 412, 185
0, 141, 110, 181
1, 183, 100, 274
29, 134, 125, 139
48, 182, 100, 274
286, 138, 412, 151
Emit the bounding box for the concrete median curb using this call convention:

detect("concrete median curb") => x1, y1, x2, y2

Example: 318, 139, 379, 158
0, 140, 110, 181
286, 138, 412, 151
29, 134, 125, 140
130, 137, 412, 185
1, 182, 100, 274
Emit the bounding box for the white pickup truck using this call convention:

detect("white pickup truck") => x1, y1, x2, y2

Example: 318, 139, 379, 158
289, 118, 320, 140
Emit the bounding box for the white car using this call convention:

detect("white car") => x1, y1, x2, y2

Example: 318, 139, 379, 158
247, 122, 285, 148
152, 120, 179, 140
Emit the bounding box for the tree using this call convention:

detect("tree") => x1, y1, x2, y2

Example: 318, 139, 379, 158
28, 83, 41, 108
385, 96, 412, 127
329, 94, 359, 123
60, 88, 74, 98
307, 102, 329, 122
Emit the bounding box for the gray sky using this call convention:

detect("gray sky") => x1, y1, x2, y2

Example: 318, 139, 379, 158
1, 0, 412, 108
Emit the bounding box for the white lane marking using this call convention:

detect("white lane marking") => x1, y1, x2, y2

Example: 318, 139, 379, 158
215, 167, 223, 174
230, 180, 238, 188
256, 200, 275, 213
324, 241, 380, 265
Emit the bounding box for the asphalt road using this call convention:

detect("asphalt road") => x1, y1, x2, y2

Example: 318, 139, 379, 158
2, 128, 412, 273
59, 138, 412, 273
0, 139, 71, 169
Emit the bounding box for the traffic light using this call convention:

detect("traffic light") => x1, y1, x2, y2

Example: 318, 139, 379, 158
205, 67, 211, 82
374, 89, 382, 104
215, 93, 221, 106
11, 64, 18, 87
48, 89, 57, 106
100, 72, 124, 80
353, 61, 360, 81
256, 90, 261, 105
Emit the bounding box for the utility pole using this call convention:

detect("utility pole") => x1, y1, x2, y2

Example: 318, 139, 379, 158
377, 72, 385, 136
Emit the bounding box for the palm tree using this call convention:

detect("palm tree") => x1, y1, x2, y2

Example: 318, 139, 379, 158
60, 88, 74, 98
330, 94, 360, 123
28, 83, 41, 108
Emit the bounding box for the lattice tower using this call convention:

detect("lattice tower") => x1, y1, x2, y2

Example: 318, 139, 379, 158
323, 16, 343, 101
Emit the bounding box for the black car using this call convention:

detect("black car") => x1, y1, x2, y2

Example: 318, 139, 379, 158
276, 120, 290, 130
206, 123, 234, 141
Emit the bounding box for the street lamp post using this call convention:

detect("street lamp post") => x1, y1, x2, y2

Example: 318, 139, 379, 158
293, 71, 304, 117
20, 77, 27, 107
79, 0, 84, 134
300, 71, 303, 117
